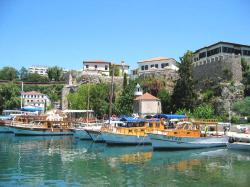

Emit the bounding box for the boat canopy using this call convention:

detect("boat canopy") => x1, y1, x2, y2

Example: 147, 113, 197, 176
154, 114, 187, 119
120, 117, 145, 123
62, 110, 94, 113
21, 106, 43, 112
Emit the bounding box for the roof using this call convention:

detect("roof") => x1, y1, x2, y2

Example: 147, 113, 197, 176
83, 60, 111, 64
22, 91, 43, 95
154, 114, 188, 119
134, 92, 160, 101
138, 56, 177, 63
194, 41, 250, 54
62, 109, 94, 113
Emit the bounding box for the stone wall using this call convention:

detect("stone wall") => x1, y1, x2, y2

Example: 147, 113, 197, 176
193, 55, 242, 89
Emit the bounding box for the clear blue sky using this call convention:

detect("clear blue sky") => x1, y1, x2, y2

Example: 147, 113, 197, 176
0, 0, 249, 71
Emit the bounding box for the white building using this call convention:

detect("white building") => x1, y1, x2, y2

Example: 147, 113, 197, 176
138, 56, 179, 75
192, 41, 250, 67
28, 66, 48, 76
133, 84, 161, 117
21, 91, 51, 110
83, 60, 111, 76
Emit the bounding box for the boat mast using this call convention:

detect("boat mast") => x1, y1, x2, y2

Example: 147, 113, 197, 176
20, 81, 23, 109
109, 64, 115, 124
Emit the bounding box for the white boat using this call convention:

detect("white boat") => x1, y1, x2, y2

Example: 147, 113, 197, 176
227, 142, 250, 151
148, 132, 228, 150
85, 120, 124, 142
102, 131, 151, 145
148, 120, 228, 150
73, 124, 103, 140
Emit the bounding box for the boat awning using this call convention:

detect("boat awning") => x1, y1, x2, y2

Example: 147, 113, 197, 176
21, 106, 43, 112
154, 114, 187, 119
62, 109, 94, 113
120, 117, 145, 123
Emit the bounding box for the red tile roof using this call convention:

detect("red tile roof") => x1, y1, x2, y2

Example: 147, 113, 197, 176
21, 91, 43, 95
83, 60, 111, 64
134, 92, 160, 101
138, 56, 176, 63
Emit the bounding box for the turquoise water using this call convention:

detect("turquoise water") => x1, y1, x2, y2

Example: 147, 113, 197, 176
0, 134, 250, 187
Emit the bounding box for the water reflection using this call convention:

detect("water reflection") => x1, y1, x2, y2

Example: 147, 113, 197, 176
1, 134, 250, 186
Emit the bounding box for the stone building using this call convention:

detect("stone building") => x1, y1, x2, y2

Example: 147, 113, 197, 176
192, 41, 250, 88
133, 84, 161, 117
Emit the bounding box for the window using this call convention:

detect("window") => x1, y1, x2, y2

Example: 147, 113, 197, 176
215, 57, 218, 61
151, 64, 154, 68
86, 65, 89, 69
207, 47, 221, 57
145, 65, 148, 70
199, 52, 206, 59
141, 66, 144, 70
243, 50, 250, 56
155, 64, 158, 68
105, 65, 108, 70
95, 65, 97, 69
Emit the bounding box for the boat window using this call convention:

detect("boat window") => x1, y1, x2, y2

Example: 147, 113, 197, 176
149, 123, 153, 128
174, 132, 178, 134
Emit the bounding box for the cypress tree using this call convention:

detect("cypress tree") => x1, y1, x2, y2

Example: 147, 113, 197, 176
171, 51, 197, 111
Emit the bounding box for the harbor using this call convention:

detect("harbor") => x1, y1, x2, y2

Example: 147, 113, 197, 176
0, 133, 250, 186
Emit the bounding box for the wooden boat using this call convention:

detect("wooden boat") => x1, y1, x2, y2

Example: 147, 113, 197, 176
0, 119, 12, 133
11, 119, 74, 136
85, 120, 125, 142
73, 123, 104, 140
101, 117, 165, 145
148, 119, 228, 150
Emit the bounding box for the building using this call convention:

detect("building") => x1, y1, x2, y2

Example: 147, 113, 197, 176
21, 91, 51, 111
113, 61, 130, 76
83, 60, 111, 76
133, 84, 161, 116
193, 41, 250, 66
28, 66, 48, 76
192, 41, 250, 87
138, 56, 179, 75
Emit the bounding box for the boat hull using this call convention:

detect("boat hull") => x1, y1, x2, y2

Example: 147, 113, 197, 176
73, 129, 92, 140
148, 133, 228, 150
0, 125, 12, 133
227, 142, 250, 151
11, 126, 74, 136
102, 131, 151, 145
85, 129, 104, 142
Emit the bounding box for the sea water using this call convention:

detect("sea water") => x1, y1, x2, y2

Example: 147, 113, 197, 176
0, 134, 250, 187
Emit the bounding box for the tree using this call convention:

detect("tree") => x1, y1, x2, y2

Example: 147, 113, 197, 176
0, 67, 18, 81
115, 81, 136, 115
0, 83, 20, 113
19, 67, 28, 80
25, 73, 49, 83
171, 51, 197, 111
109, 65, 120, 77
47, 66, 63, 81
157, 89, 171, 113
233, 97, 250, 116
67, 84, 110, 117
192, 104, 214, 119
123, 73, 128, 89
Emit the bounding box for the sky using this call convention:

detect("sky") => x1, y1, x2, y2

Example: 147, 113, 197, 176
0, 0, 249, 71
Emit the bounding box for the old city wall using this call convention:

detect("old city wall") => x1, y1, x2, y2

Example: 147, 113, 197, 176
192, 56, 242, 89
